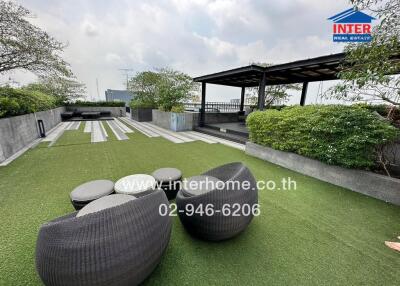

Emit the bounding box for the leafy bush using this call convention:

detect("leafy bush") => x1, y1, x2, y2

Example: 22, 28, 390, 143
0, 97, 20, 118
157, 69, 196, 111
247, 105, 399, 169
128, 68, 197, 112
0, 86, 57, 118
355, 103, 400, 120
129, 99, 155, 109
170, 105, 185, 113
65, 101, 125, 107
128, 71, 160, 108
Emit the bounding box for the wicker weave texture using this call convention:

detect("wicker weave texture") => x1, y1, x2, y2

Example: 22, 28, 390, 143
36, 190, 171, 286
176, 162, 258, 241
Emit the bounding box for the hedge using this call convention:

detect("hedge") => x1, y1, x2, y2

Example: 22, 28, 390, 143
129, 99, 156, 109
0, 87, 57, 118
356, 103, 400, 120
246, 105, 399, 169
65, 101, 126, 107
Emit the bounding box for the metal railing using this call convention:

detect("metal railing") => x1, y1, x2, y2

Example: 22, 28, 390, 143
184, 102, 252, 112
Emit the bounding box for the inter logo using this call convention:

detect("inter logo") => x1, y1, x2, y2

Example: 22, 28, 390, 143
328, 8, 375, 42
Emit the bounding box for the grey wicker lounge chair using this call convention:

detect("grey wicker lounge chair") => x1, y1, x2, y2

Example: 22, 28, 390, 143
36, 190, 171, 286
176, 162, 258, 241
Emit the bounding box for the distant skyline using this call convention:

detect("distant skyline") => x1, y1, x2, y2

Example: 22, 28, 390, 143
1, 0, 351, 104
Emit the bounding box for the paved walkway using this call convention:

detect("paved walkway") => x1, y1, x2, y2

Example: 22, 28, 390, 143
41, 118, 245, 150
120, 117, 245, 150
107, 120, 129, 141
91, 121, 107, 143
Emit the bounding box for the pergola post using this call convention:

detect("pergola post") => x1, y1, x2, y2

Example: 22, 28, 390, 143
240, 87, 245, 112
200, 82, 206, 127
258, 72, 266, 110
300, 82, 309, 106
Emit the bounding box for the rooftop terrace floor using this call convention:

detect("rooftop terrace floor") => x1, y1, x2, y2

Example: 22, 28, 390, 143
0, 122, 399, 285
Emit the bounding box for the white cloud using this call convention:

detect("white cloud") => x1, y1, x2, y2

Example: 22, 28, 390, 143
6, 0, 350, 102
81, 19, 99, 37
105, 53, 122, 65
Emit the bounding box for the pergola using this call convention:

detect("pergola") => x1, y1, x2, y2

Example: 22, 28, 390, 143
193, 52, 347, 126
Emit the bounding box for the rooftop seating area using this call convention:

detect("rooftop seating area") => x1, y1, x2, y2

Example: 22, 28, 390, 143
1, 118, 399, 285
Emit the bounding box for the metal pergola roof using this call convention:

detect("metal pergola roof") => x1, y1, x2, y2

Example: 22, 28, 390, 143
193, 53, 346, 87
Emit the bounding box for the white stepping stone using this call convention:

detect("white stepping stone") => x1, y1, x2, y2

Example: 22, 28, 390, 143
106, 120, 129, 140
120, 118, 160, 137
139, 123, 185, 143
42, 122, 67, 142
65, 122, 74, 130
73, 121, 81, 130
99, 121, 108, 137
67, 121, 80, 130
43, 122, 69, 147
183, 131, 217, 144
84, 121, 92, 133
114, 118, 134, 133
141, 122, 194, 143
91, 121, 107, 143
190, 131, 245, 151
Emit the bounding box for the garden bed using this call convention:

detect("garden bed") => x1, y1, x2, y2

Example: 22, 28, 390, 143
152, 109, 193, 131
246, 142, 400, 205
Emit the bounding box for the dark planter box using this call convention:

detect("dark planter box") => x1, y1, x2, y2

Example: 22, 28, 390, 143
131, 108, 153, 122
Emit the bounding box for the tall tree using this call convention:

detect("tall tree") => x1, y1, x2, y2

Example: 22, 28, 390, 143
0, 1, 71, 77
127, 71, 161, 107
128, 69, 198, 111
23, 76, 86, 104
246, 84, 302, 107
157, 68, 198, 111
326, 0, 400, 107
246, 63, 301, 107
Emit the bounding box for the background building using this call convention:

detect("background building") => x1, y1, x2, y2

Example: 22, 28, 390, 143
105, 89, 134, 106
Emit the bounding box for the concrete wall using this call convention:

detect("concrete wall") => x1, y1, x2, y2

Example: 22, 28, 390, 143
152, 110, 193, 131
65, 106, 126, 117
383, 141, 400, 163
191, 112, 239, 127
152, 110, 171, 129
130, 108, 152, 122
0, 107, 65, 163
246, 142, 400, 206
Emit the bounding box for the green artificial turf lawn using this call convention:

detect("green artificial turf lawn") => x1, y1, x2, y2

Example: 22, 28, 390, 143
0, 125, 399, 285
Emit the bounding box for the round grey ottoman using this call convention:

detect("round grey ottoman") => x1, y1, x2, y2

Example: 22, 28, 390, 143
77, 194, 136, 217
70, 180, 115, 210
152, 168, 182, 200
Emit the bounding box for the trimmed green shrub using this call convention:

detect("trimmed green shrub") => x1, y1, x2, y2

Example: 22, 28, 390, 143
65, 101, 125, 107
0, 86, 57, 118
170, 105, 185, 113
247, 105, 399, 169
129, 99, 155, 109
355, 103, 400, 121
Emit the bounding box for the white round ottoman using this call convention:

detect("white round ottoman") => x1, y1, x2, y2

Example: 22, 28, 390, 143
114, 174, 156, 197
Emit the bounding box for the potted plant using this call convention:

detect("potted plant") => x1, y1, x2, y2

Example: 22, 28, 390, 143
128, 68, 198, 130
128, 71, 160, 122
170, 105, 194, 132
130, 99, 155, 122
153, 69, 198, 131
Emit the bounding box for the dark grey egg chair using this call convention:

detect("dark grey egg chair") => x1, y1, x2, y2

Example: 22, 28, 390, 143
176, 162, 258, 241
36, 190, 171, 286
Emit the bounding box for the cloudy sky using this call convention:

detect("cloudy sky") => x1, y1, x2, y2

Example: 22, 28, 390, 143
5, 0, 352, 103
